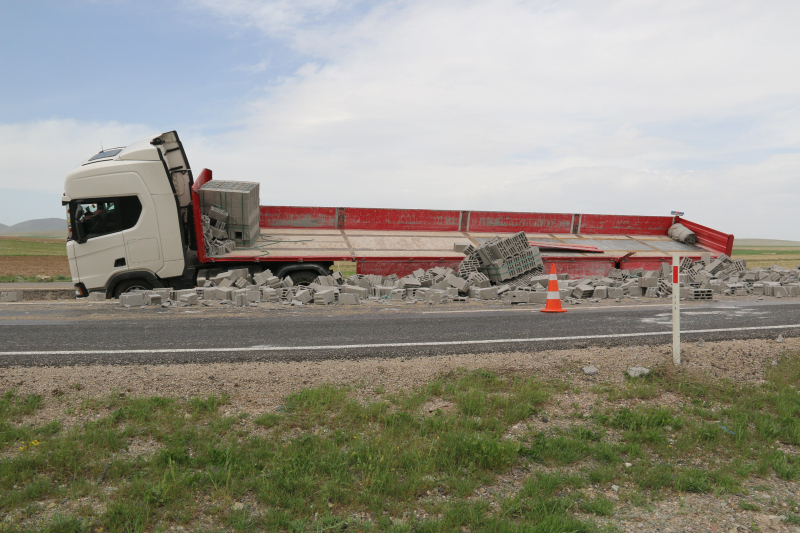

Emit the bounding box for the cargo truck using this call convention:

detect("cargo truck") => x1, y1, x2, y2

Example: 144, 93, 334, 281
63, 131, 734, 298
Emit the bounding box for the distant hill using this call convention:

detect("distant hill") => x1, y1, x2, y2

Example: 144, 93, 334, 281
0, 218, 67, 237
735, 238, 800, 247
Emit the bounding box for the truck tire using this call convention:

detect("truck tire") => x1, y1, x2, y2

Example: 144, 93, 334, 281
113, 279, 154, 298
283, 270, 318, 286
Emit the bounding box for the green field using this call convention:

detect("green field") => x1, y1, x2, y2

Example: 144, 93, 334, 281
0, 237, 66, 257
2, 355, 799, 532
731, 247, 800, 269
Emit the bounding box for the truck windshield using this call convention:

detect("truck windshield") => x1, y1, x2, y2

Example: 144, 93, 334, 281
88, 149, 123, 161
71, 196, 142, 242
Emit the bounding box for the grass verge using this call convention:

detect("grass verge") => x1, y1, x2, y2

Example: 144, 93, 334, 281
1, 354, 799, 531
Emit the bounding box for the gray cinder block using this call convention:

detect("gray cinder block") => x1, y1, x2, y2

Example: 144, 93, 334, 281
87, 292, 106, 301
314, 290, 335, 305
120, 292, 145, 306
179, 293, 199, 305
338, 293, 360, 305
145, 293, 163, 305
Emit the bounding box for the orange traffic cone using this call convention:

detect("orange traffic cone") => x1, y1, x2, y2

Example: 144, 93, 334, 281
540, 264, 567, 313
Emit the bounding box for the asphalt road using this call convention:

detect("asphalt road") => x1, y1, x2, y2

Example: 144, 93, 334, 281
1, 298, 799, 367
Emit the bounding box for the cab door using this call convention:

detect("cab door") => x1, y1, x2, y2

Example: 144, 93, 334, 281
70, 197, 142, 290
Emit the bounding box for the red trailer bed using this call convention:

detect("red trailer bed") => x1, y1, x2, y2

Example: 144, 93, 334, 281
191, 169, 734, 278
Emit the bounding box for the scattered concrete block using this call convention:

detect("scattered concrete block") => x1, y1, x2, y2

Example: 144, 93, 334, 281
120, 292, 145, 306
529, 291, 547, 304
87, 292, 106, 301
338, 293, 360, 305
314, 290, 335, 305
476, 286, 499, 300
688, 288, 713, 300
179, 293, 199, 305
145, 293, 163, 305
592, 286, 607, 299
607, 287, 623, 299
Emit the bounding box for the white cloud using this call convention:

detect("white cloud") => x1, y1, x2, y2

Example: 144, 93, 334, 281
3, 1, 799, 239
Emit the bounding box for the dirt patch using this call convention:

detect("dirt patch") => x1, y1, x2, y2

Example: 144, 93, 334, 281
3, 336, 798, 427
0, 256, 70, 277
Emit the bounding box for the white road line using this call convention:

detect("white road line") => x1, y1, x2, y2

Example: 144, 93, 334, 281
1, 324, 798, 357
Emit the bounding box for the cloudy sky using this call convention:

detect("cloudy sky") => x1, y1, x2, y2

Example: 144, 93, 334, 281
1, 0, 798, 238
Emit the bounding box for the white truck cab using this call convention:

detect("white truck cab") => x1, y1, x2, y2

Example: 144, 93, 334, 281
63, 131, 195, 297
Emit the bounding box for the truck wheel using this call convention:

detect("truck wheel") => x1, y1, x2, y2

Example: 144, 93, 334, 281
113, 279, 154, 298
284, 270, 318, 286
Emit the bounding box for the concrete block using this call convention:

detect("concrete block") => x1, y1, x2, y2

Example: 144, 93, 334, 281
218, 278, 234, 288
294, 289, 312, 304
234, 293, 247, 306
338, 293, 360, 305
246, 289, 261, 303
217, 287, 235, 301
390, 289, 405, 301
253, 271, 271, 286
314, 290, 335, 305
260, 287, 279, 302
607, 287, 623, 298
179, 293, 199, 305
341, 285, 369, 299
154, 288, 171, 301
639, 276, 658, 288
644, 287, 659, 298
592, 286, 607, 299
476, 286, 499, 300
427, 291, 445, 304
528, 291, 547, 304
120, 292, 145, 306
145, 293, 163, 305
508, 290, 529, 304
628, 286, 643, 297
400, 276, 422, 288
773, 286, 789, 298
87, 292, 106, 301
572, 285, 593, 299
688, 288, 713, 300
445, 287, 459, 298
446, 274, 468, 292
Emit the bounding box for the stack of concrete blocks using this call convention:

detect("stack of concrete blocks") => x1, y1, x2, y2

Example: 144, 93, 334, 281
201, 207, 236, 257
457, 232, 544, 285
198, 180, 260, 248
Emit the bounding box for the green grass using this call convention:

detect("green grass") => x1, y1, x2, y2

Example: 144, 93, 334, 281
0, 275, 72, 283
2, 355, 799, 532
0, 237, 66, 257
731, 247, 800, 269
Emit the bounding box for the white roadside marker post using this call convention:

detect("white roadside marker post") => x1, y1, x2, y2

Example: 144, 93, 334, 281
673, 254, 680, 365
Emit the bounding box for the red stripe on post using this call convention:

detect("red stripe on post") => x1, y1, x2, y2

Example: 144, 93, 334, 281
673, 265, 679, 284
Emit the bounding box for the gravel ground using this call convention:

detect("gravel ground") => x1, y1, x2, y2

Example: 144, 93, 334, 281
3, 336, 797, 424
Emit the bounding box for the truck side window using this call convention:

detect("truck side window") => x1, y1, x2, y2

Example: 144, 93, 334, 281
71, 196, 142, 241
